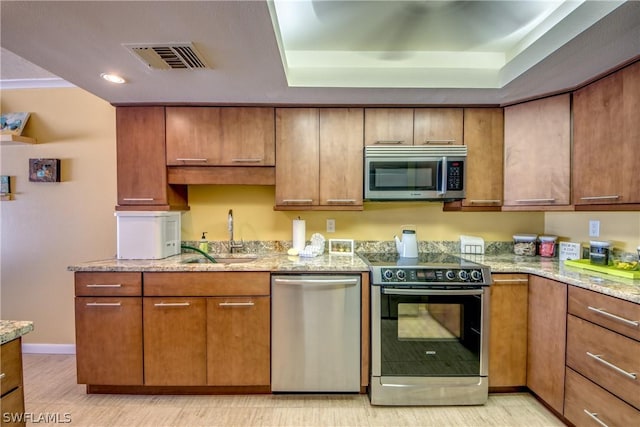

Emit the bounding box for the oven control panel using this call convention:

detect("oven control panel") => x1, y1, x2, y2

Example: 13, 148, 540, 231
377, 268, 487, 285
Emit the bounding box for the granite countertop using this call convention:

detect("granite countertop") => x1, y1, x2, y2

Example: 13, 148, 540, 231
68, 252, 640, 304
0, 320, 34, 345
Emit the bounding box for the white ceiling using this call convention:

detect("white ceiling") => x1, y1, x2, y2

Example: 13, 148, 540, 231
1, 1, 639, 106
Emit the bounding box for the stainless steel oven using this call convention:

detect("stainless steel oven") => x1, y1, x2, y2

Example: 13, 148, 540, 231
362, 252, 491, 406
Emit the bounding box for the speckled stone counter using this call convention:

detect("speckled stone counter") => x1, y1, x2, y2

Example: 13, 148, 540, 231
68, 251, 640, 304
0, 320, 34, 345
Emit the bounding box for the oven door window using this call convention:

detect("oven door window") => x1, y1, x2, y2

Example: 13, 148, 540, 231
368, 160, 439, 191
380, 293, 482, 377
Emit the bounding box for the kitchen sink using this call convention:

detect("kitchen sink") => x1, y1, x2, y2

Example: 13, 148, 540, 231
182, 255, 258, 264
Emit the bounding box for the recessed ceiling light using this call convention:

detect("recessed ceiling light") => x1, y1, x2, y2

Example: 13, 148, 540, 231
100, 73, 126, 84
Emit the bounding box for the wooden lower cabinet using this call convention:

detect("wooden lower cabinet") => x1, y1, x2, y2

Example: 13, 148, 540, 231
527, 276, 567, 415
489, 274, 528, 388
143, 297, 207, 386
207, 296, 270, 386
1, 338, 25, 427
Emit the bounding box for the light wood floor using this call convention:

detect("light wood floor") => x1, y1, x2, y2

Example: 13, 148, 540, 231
23, 353, 564, 427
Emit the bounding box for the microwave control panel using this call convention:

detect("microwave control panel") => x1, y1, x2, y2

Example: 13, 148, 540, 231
447, 161, 464, 191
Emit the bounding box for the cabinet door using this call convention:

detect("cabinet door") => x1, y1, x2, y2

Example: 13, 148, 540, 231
116, 106, 187, 209
319, 108, 364, 208
489, 274, 528, 388
504, 94, 571, 207
166, 107, 275, 166
573, 61, 640, 205
364, 108, 413, 146
75, 297, 143, 385
462, 108, 504, 208
414, 108, 463, 145
275, 108, 319, 207
143, 297, 206, 386
527, 276, 566, 414
207, 296, 270, 386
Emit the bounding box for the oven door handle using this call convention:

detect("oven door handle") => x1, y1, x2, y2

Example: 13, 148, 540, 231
381, 288, 484, 296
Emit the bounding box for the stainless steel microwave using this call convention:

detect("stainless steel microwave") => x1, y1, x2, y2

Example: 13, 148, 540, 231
364, 145, 467, 201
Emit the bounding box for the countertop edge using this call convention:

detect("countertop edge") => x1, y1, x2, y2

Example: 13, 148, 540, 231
0, 320, 34, 345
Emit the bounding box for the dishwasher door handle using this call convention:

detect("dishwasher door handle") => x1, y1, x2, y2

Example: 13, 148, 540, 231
273, 278, 360, 286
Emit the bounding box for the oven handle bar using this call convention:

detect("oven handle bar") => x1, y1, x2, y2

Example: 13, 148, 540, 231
381, 288, 484, 296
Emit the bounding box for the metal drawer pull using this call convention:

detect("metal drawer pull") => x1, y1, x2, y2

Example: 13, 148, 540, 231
86, 284, 122, 288
374, 140, 403, 144
422, 140, 454, 145
122, 198, 154, 201
231, 158, 262, 163
86, 302, 121, 307
0, 373, 6, 380
586, 352, 637, 380
175, 158, 208, 162
515, 198, 556, 203
583, 410, 609, 427
580, 195, 620, 201
326, 199, 356, 203
218, 302, 255, 307
493, 278, 528, 283
587, 306, 639, 327
469, 200, 501, 204
154, 302, 190, 307
282, 199, 313, 204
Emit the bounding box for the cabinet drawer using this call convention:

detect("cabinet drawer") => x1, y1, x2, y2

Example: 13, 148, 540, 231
0, 338, 22, 397
567, 314, 639, 408
565, 368, 639, 426
75, 272, 142, 296
143, 272, 270, 296
568, 286, 639, 340
0, 385, 25, 426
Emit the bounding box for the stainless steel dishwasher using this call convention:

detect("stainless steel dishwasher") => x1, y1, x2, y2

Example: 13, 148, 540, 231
271, 274, 361, 392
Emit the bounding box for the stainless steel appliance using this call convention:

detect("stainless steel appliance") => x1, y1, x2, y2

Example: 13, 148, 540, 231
271, 274, 361, 392
364, 145, 467, 201
361, 252, 491, 406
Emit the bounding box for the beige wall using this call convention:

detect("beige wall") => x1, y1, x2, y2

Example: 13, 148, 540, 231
1, 87, 638, 347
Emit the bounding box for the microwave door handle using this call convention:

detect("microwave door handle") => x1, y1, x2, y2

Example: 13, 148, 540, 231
437, 157, 447, 196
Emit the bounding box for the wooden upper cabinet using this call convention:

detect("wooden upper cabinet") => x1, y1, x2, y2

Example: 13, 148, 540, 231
414, 108, 463, 145
573, 61, 640, 207
165, 107, 275, 166
503, 94, 571, 209
462, 108, 503, 208
364, 108, 413, 146
116, 106, 187, 210
276, 108, 364, 210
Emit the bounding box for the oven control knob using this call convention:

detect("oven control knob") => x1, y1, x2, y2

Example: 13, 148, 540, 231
382, 269, 394, 281
458, 270, 469, 281
396, 270, 406, 281
445, 270, 456, 280
470, 270, 483, 281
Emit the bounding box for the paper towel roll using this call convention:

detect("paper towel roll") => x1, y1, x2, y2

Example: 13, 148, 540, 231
292, 219, 306, 251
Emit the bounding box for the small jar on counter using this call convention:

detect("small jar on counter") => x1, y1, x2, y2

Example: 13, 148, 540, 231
589, 241, 611, 265
538, 235, 557, 257
513, 234, 537, 256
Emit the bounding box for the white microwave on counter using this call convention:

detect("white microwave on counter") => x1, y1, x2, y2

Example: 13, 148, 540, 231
364, 145, 467, 201
115, 211, 181, 259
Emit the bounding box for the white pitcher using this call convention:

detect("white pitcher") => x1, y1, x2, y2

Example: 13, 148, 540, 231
394, 226, 418, 258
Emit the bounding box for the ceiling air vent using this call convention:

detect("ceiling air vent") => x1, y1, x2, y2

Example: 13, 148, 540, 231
124, 43, 209, 70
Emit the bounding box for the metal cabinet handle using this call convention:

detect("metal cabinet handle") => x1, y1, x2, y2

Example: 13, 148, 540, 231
86, 284, 122, 288
326, 199, 356, 204
374, 140, 403, 144
493, 278, 528, 283
586, 352, 637, 380
86, 302, 121, 307
515, 198, 556, 203
580, 195, 620, 201
469, 199, 501, 204
421, 140, 454, 145
587, 306, 639, 327
175, 158, 208, 162
231, 158, 262, 163
122, 198, 154, 201
282, 199, 313, 204
153, 302, 191, 307
583, 410, 609, 427
218, 302, 255, 307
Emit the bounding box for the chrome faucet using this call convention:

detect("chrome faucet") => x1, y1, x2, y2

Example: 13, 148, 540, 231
228, 209, 244, 253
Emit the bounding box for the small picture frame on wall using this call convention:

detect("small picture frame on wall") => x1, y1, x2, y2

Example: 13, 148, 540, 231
1, 112, 30, 136
29, 158, 61, 182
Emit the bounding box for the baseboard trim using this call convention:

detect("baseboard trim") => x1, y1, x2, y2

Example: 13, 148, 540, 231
22, 343, 76, 355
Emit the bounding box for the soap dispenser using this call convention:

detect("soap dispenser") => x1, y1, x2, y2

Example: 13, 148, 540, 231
199, 232, 208, 252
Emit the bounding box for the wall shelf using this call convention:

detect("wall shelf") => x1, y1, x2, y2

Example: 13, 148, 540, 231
1, 134, 37, 145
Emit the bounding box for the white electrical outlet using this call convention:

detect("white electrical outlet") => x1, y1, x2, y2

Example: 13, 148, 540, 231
326, 219, 336, 233
589, 220, 600, 238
